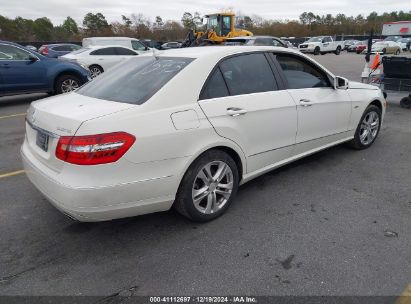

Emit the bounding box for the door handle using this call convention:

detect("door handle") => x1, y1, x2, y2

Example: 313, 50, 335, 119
227, 107, 247, 117
300, 99, 313, 107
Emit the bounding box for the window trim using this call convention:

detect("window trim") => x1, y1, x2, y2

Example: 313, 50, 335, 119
198, 51, 282, 101
271, 51, 335, 90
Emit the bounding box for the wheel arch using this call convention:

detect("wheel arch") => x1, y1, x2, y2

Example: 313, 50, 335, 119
369, 99, 383, 112
176, 142, 247, 189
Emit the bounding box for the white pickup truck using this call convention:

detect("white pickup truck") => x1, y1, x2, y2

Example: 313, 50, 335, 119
298, 36, 344, 55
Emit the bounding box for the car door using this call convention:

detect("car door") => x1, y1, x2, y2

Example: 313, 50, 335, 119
199, 52, 298, 174
322, 36, 332, 51
273, 53, 351, 155
89, 47, 123, 70
0, 43, 47, 94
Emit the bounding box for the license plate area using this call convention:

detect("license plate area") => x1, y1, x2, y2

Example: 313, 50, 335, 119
36, 130, 49, 152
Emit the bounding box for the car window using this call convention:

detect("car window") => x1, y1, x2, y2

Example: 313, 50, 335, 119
115, 47, 137, 55
90, 47, 117, 55
131, 41, 147, 51
0, 44, 31, 60
200, 68, 229, 100
70, 45, 81, 51
254, 38, 272, 46
276, 54, 331, 89
219, 53, 278, 96
77, 57, 194, 105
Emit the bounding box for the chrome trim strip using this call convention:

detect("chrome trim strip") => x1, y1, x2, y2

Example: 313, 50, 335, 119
248, 130, 354, 157
26, 119, 59, 138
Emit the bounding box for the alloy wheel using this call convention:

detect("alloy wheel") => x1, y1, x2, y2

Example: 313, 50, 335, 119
90, 67, 102, 78
61, 79, 79, 93
192, 161, 234, 214
359, 111, 380, 145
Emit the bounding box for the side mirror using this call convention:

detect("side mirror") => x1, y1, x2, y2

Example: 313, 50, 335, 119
28, 54, 38, 62
335, 76, 349, 90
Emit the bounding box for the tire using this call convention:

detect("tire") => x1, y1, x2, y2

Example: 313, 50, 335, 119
334, 46, 341, 55
313, 47, 320, 55
395, 49, 400, 55
320, 52, 326, 55
174, 150, 239, 222
89, 65, 104, 78
382, 48, 387, 54
400, 97, 411, 109
54, 74, 81, 95
348, 105, 382, 150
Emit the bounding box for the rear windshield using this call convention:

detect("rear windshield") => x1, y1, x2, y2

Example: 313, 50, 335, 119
77, 56, 194, 105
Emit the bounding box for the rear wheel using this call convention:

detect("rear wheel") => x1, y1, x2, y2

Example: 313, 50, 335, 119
349, 105, 382, 150
334, 46, 341, 55
400, 97, 411, 109
395, 49, 400, 55
313, 47, 320, 55
174, 150, 239, 222
89, 65, 104, 78
55, 74, 81, 94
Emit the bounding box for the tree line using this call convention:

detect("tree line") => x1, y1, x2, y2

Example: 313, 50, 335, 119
0, 10, 410, 42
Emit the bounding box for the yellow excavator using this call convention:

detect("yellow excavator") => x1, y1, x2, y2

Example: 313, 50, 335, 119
181, 12, 253, 47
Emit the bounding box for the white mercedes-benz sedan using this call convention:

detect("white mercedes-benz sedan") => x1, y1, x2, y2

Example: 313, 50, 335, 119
21, 46, 386, 222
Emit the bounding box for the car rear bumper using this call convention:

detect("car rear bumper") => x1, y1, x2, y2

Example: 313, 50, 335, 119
21, 141, 179, 222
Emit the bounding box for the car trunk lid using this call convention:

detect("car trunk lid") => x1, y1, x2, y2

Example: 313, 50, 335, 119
25, 93, 135, 172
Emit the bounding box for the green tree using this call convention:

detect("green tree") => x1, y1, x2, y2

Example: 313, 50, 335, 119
83, 12, 110, 33
122, 15, 132, 28
62, 16, 78, 35
33, 17, 54, 40
181, 12, 194, 29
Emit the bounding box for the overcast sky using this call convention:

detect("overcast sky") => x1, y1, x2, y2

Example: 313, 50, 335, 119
1, 0, 410, 25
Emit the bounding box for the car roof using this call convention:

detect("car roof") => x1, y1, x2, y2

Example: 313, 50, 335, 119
143, 45, 300, 59
86, 44, 135, 49
84, 37, 139, 40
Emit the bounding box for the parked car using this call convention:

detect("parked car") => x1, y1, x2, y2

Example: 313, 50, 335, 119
21, 46, 386, 223
60, 45, 139, 78
38, 43, 81, 58
161, 42, 182, 49
0, 41, 90, 96
82, 37, 149, 52
298, 36, 344, 55
368, 41, 401, 55
347, 41, 365, 52
343, 40, 359, 50
352, 41, 368, 54
397, 38, 411, 51
142, 39, 163, 49
384, 36, 402, 42
224, 36, 287, 47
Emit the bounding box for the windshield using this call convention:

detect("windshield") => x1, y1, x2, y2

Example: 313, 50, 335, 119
384, 36, 401, 41
77, 56, 194, 105
306, 37, 324, 43
398, 38, 411, 43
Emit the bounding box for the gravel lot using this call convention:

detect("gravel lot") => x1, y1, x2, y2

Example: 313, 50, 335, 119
0, 52, 410, 298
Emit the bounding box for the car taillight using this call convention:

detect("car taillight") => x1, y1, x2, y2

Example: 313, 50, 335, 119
56, 132, 136, 165
42, 46, 49, 55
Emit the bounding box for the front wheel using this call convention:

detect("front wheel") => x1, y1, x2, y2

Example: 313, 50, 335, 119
334, 46, 341, 55
313, 47, 320, 55
89, 65, 104, 78
395, 49, 400, 55
174, 150, 239, 222
400, 97, 411, 109
349, 105, 382, 150
55, 74, 81, 94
